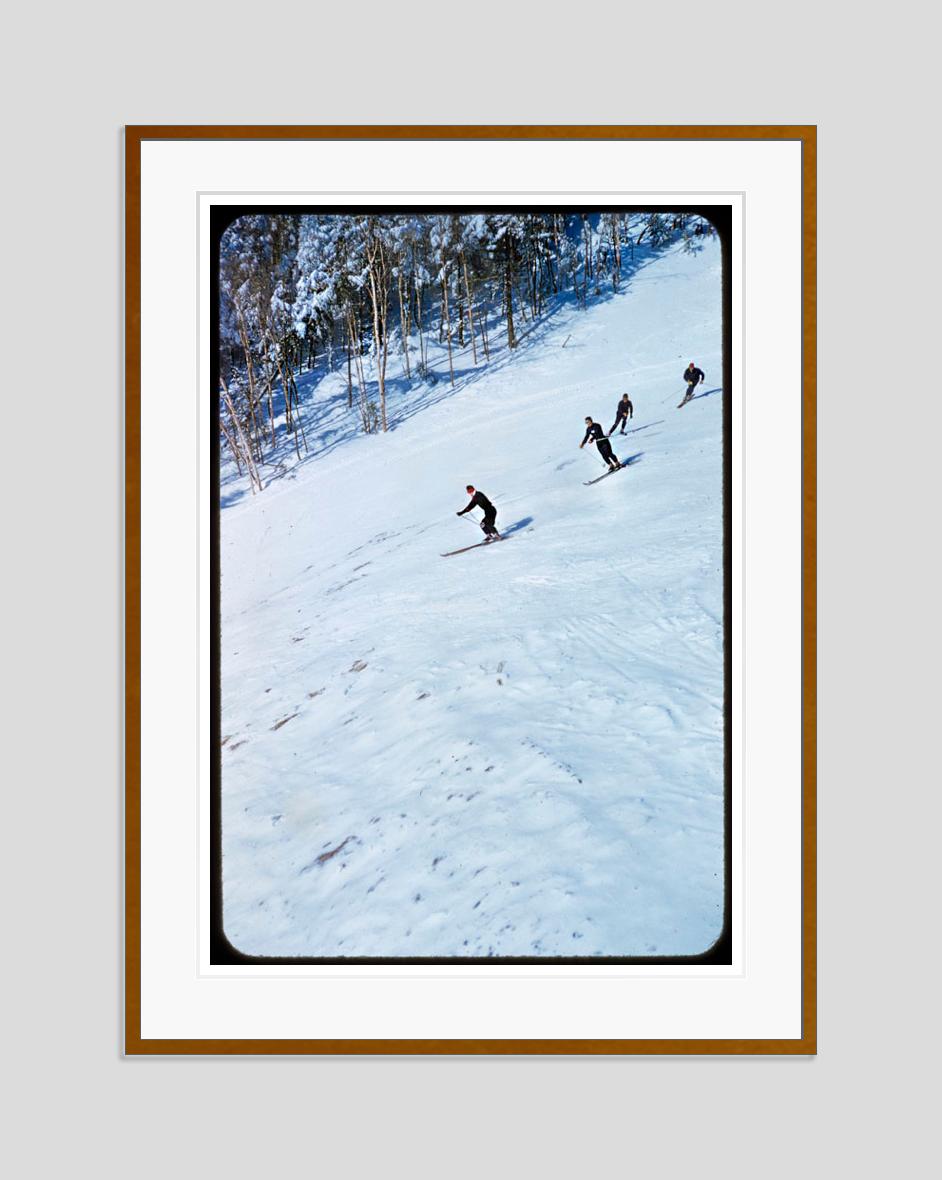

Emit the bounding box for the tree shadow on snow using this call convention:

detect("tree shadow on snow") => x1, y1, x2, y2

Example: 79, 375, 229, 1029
220, 242, 699, 503
220, 486, 250, 509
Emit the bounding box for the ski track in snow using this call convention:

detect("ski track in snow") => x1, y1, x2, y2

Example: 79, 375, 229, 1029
221, 239, 724, 958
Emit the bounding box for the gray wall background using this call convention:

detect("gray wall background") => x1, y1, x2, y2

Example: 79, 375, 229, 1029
6, 2, 936, 1175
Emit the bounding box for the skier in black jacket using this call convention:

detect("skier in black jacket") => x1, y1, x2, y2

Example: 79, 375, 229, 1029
457, 485, 500, 539
609, 393, 634, 435
580, 418, 621, 472
681, 361, 705, 405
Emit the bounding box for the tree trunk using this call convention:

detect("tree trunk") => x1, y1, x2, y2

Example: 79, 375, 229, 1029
219, 415, 243, 475
416, 281, 428, 376
346, 317, 353, 408
504, 236, 516, 349
398, 271, 411, 379
234, 305, 264, 458
289, 374, 308, 454
221, 377, 261, 492
440, 250, 455, 386
365, 230, 390, 431
261, 354, 278, 443
269, 334, 301, 459
346, 306, 369, 429
461, 251, 478, 365
580, 216, 589, 307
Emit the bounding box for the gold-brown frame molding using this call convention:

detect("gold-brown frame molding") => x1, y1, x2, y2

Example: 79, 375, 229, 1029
125, 124, 816, 1055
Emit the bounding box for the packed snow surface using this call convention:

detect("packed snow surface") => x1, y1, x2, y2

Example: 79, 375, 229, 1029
221, 238, 724, 957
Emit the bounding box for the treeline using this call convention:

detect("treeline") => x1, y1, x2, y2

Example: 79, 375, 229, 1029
219, 211, 714, 491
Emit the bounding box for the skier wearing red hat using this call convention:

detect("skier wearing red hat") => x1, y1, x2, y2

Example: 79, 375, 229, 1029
456, 485, 501, 540
679, 361, 705, 407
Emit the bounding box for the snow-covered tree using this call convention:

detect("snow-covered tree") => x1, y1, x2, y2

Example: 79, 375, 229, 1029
217, 209, 697, 485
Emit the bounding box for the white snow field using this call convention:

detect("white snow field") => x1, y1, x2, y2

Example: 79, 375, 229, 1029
220, 237, 725, 958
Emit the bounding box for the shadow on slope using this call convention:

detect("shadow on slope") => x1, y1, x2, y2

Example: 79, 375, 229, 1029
501, 516, 535, 537
612, 452, 644, 468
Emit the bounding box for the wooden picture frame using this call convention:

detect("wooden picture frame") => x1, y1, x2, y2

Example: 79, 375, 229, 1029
125, 125, 816, 1054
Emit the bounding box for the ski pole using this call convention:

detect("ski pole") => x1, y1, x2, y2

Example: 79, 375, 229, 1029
581, 440, 606, 469
459, 512, 492, 539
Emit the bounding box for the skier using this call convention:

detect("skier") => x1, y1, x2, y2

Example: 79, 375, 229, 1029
680, 361, 705, 406
608, 393, 634, 435
456, 485, 500, 540
580, 417, 621, 472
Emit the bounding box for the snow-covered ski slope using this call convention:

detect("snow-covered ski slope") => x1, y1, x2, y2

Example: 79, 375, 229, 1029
221, 237, 724, 958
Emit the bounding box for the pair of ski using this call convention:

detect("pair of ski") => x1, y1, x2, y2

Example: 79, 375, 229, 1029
441, 536, 506, 558
584, 464, 624, 486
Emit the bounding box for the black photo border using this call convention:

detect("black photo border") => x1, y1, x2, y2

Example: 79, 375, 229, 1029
209, 202, 733, 967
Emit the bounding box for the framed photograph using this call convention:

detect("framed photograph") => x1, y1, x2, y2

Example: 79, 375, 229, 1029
126, 125, 816, 1053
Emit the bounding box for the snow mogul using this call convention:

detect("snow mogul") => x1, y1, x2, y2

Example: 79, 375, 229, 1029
456, 485, 501, 540
580, 417, 622, 473
609, 393, 634, 436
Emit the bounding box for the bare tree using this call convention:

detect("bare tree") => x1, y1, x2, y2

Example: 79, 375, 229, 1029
362, 218, 392, 430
